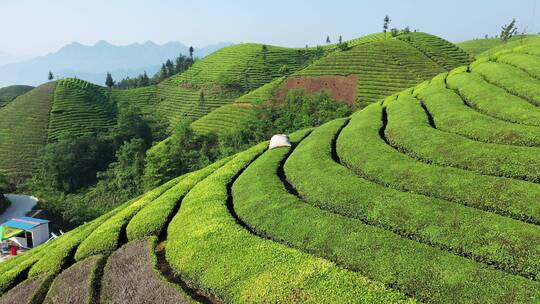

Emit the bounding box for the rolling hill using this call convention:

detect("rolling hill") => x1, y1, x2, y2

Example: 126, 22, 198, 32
0, 38, 539, 304
0, 82, 56, 183
457, 35, 540, 57
0, 85, 34, 108
0, 42, 314, 183
192, 32, 472, 135
1, 32, 426, 180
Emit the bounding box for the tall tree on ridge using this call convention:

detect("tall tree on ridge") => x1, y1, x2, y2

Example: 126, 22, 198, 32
48, 71, 54, 81
165, 59, 175, 77
141, 71, 149, 86
326, 35, 331, 44
189, 46, 195, 59
500, 19, 518, 42
383, 15, 391, 37
159, 64, 167, 81
105, 72, 114, 88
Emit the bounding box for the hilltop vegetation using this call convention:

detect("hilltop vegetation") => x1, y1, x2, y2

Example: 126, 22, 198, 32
154, 43, 318, 128
49, 79, 117, 141
192, 32, 471, 135
0, 85, 33, 107
0, 37, 538, 303
458, 35, 540, 57
0, 82, 56, 183
0, 175, 9, 213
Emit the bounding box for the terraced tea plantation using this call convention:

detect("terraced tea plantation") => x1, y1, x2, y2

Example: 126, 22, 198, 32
0, 85, 34, 108
191, 32, 472, 135
48, 78, 117, 141
458, 35, 540, 57
1, 40, 539, 303
191, 77, 284, 134
293, 32, 471, 108
154, 44, 315, 128
0, 82, 56, 181
0, 32, 475, 182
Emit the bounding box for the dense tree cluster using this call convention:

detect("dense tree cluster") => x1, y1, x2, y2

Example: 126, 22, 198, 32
28, 105, 161, 227
219, 90, 352, 157
0, 174, 9, 213
28, 90, 351, 228
114, 53, 196, 89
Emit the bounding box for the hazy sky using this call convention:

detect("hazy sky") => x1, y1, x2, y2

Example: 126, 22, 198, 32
1, 0, 538, 56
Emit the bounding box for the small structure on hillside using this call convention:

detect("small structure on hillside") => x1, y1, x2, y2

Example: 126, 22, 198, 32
0, 217, 50, 251
269, 134, 291, 150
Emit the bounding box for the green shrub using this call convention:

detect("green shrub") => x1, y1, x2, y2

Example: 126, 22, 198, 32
337, 104, 540, 224
127, 157, 231, 241
28, 197, 133, 277
235, 124, 540, 303
472, 61, 540, 106
165, 141, 412, 303
286, 117, 540, 280
143, 121, 220, 189
385, 95, 540, 182
448, 70, 540, 125
416, 82, 540, 146
496, 52, 540, 79
74, 178, 179, 261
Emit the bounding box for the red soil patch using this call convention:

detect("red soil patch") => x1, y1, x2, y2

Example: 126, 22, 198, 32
277, 75, 358, 106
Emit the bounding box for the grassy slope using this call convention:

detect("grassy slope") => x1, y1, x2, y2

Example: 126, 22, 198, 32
1, 41, 539, 303
295, 32, 470, 107
458, 35, 540, 57
48, 78, 116, 141
191, 77, 284, 134
0, 85, 34, 108
0, 82, 56, 182
155, 44, 314, 129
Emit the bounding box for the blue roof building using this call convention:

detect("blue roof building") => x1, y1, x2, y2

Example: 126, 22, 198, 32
1, 216, 50, 248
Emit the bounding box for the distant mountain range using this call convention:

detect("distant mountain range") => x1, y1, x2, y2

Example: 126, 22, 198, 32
0, 51, 30, 67
0, 41, 232, 87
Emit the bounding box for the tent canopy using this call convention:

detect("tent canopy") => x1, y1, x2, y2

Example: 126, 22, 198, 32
0, 225, 24, 241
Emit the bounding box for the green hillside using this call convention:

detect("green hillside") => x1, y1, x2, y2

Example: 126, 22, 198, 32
192, 32, 472, 135
163, 33, 471, 135
458, 35, 540, 57
294, 32, 470, 107
154, 44, 315, 128
0, 43, 312, 182
191, 77, 283, 134
0, 82, 56, 182
48, 78, 116, 141
1, 40, 539, 303
0, 85, 34, 108
3, 33, 453, 181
